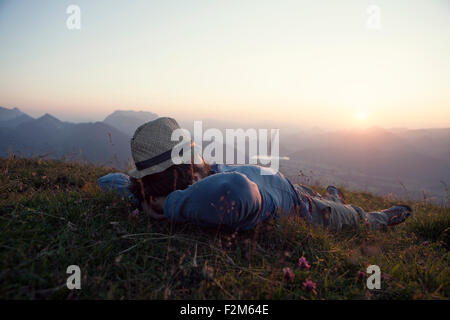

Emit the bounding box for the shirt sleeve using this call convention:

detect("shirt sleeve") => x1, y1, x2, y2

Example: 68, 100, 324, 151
97, 172, 137, 203
163, 172, 263, 230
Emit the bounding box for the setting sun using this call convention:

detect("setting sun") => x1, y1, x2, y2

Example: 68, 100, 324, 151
355, 111, 368, 121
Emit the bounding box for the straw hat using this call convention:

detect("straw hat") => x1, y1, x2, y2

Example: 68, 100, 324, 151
128, 117, 202, 179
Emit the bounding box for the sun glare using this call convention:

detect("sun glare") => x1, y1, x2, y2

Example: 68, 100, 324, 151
355, 111, 367, 121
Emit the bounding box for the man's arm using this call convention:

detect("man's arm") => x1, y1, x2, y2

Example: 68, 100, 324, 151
97, 173, 137, 203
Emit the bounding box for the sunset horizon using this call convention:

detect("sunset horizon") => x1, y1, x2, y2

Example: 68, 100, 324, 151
1, 0, 450, 130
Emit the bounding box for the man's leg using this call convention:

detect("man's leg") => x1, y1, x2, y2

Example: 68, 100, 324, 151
365, 205, 412, 227
322, 186, 412, 229
293, 185, 361, 229
325, 185, 347, 204
311, 200, 412, 230
311, 199, 363, 230
296, 185, 412, 230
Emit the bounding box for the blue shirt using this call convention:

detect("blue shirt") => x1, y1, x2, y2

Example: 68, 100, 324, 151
164, 164, 303, 230
97, 172, 138, 204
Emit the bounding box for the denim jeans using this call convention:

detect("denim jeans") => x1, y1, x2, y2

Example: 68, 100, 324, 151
294, 184, 390, 230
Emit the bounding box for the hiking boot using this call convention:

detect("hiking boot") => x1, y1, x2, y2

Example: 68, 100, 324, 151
383, 205, 413, 226
326, 185, 347, 204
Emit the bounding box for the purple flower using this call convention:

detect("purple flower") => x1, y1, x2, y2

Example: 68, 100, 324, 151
302, 279, 316, 291
282, 267, 295, 282
356, 270, 365, 281
130, 209, 139, 218
297, 256, 311, 270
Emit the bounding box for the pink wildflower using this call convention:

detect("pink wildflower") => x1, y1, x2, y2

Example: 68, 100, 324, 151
302, 279, 316, 291
282, 267, 295, 282
297, 256, 311, 270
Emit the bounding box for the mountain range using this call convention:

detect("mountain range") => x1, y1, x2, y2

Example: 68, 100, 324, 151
0, 106, 449, 202
0, 107, 138, 169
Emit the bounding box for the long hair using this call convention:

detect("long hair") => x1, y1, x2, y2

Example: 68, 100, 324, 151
129, 162, 210, 205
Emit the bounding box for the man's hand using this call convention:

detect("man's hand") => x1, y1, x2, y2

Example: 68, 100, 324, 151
142, 201, 165, 220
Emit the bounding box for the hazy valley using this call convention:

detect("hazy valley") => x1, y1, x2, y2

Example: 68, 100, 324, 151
1, 106, 449, 203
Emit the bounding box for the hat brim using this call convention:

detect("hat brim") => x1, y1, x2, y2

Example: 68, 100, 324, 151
127, 158, 174, 179
128, 150, 204, 179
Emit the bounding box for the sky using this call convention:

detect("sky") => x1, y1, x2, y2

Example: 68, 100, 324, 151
0, 0, 449, 129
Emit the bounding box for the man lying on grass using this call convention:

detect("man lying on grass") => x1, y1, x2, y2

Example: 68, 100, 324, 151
98, 117, 412, 231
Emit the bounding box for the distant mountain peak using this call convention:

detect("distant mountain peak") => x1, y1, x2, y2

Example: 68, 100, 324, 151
0, 106, 25, 122
105, 109, 158, 120
35, 113, 65, 129
39, 113, 60, 120
103, 109, 158, 136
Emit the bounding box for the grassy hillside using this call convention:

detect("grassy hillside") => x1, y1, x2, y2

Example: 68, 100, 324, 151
0, 157, 448, 299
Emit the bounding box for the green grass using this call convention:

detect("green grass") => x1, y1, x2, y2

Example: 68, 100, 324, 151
0, 157, 448, 299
